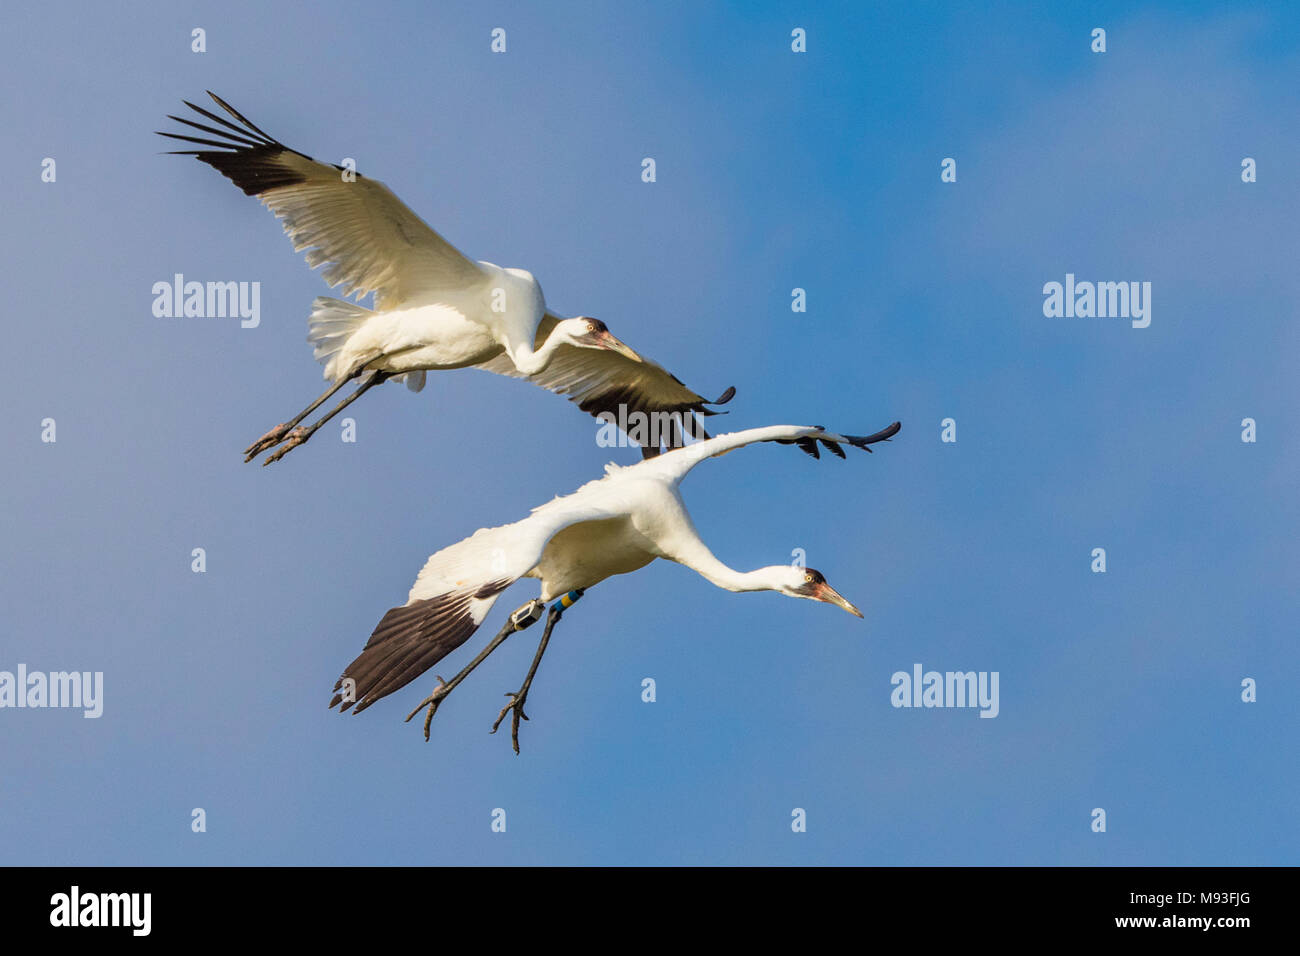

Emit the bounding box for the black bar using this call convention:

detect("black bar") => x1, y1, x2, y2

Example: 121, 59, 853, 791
3, 866, 1281, 940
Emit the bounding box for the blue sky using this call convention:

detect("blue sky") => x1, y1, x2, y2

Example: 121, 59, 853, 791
1, 0, 1295, 865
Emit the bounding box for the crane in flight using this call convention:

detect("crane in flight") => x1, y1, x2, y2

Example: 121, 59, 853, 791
328, 421, 901, 752
158, 93, 735, 464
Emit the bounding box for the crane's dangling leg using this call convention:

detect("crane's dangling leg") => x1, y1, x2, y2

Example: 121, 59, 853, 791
260, 370, 392, 466
243, 365, 368, 462
404, 598, 547, 741
492, 589, 585, 755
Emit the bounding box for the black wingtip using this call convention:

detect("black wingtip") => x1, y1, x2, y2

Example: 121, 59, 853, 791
204, 91, 280, 145
712, 385, 737, 406
844, 420, 902, 450
786, 421, 900, 459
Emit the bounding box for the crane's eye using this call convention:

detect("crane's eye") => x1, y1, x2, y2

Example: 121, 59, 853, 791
804, 573, 813, 583
586, 322, 596, 332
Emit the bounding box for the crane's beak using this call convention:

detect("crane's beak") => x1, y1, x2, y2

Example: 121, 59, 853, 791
595, 330, 643, 363
815, 582, 864, 618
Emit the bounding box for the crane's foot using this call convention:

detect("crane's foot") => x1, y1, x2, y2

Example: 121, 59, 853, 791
405, 675, 453, 742
243, 423, 292, 461
399, 602, 547, 746
260, 427, 310, 466
488, 603, 565, 755
491, 689, 531, 755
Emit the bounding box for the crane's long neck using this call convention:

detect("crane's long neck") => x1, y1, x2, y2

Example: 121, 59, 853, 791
669, 537, 784, 594
511, 326, 567, 376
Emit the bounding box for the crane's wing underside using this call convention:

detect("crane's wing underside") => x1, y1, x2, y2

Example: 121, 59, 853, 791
329, 502, 615, 714
476, 313, 736, 458
157, 92, 484, 310
328, 579, 511, 715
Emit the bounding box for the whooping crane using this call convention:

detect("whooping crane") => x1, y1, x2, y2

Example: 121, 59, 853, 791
158, 93, 735, 465
328, 421, 901, 752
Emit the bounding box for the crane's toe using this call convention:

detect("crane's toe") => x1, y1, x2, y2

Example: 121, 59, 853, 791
404, 675, 456, 741
243, 422, 292, 459
260, 428, 309, 466
491, 691, 532, 755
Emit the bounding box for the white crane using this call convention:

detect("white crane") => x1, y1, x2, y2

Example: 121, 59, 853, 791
158, 93, 735, 464
328, 421, 901, 752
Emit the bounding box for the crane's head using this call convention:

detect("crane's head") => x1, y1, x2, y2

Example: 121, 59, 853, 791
558, 317, 643, 363
776, 567, 863, 618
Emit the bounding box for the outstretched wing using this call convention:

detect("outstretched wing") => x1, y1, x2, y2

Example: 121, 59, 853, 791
640, 422, 902, 487
477, 312, 736, 457
330, 500, 615, 714
158, 92, 485, 309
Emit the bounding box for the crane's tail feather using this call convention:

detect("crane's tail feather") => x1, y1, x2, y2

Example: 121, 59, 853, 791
329, 579, 512, 714
307, 296, 424, 392
308, 297, 372, 381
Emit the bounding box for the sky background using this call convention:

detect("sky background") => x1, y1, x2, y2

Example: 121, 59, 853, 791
1, 0, 1296, 865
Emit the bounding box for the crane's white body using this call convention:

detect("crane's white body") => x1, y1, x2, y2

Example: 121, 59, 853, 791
313, 263, 547, 387
524, 482, 676, 600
